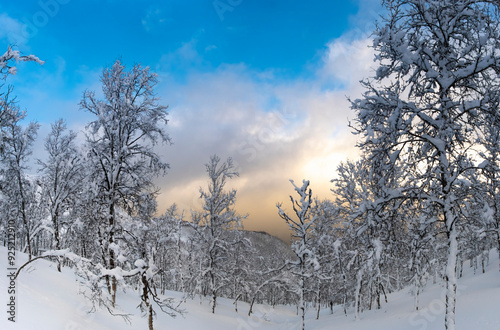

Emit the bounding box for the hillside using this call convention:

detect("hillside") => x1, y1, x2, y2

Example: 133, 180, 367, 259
243, 230, 295, 259
1, 246, 499, 329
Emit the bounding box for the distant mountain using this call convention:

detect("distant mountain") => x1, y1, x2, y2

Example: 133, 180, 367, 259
243, 230, 295, 262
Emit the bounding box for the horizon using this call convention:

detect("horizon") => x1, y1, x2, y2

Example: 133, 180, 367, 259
1, 0, 382, 242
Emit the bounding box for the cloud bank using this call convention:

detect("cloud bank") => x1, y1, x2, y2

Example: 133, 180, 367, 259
155, 35, 375, 241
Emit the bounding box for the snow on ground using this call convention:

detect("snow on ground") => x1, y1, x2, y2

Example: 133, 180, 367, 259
1, 246, 499, 329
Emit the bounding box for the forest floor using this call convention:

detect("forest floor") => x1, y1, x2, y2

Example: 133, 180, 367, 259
1, 246, 499, 329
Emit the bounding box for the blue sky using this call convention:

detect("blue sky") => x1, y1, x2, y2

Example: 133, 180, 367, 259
1, 0, 382, 241
5, 1, 358, 77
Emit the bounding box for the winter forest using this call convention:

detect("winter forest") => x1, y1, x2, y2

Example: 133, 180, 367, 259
2, 1, 500, 330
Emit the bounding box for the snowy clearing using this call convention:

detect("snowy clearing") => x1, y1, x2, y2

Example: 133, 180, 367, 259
1, 246, 499, 330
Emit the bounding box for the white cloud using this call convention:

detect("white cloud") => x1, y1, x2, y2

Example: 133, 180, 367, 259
157, 39, 205, 73
347, 0, 385, 39
154, 33, 374, 240
141, 6, 169, 32
321, 37, 375, 88
0, 13, 28, 46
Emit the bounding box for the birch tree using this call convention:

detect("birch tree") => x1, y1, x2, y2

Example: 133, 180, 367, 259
350, 1, 500, 328
0, 104, 39, 259
38, 119, 83, 271
190, 155, 246, 314
478, 108, 500, 269
81, 60, 170, 306
0, 47, 42, 253
277, 179, 317, 330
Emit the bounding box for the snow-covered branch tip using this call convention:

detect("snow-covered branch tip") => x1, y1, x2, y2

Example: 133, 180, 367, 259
0, 46, 44, 79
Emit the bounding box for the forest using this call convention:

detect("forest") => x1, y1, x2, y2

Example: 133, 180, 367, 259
2, 1, 500, 330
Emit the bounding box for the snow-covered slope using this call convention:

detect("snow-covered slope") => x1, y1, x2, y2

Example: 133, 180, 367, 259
1, 246, 499, 329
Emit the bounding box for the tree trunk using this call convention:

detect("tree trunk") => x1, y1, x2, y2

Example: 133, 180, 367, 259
108, 203, 117, 307
212, 291, 217, 314
248, 297, 255, 316
17, 172, 32, 260
497, 230, 500, 272
141, 273, 154, 330
414, 284, 419, 311
300, 263, 306, 330
52, 209, 62, 272
233, 293, 241, 313
445, 223, 458, 330
354, 268, 363, 321
21, 205, 32, 260
148, 305, 154, 330
210, 264, 217, 314
316, 289, 321, 320
376, 287, 381, 310
97, 230, 112, 295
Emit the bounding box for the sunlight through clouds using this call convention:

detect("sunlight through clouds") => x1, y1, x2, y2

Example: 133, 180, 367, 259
0, 0, 383, 242
156, 32, 375, 241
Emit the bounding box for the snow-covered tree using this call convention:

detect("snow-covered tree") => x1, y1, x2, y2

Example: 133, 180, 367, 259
189, 155, 246, 314
455, 172, 494, 275
38, 119, 83, 271
0, 101, 39, 259
331, 158, 390, 318
245, 232, 295, 316
80, 60, 170, 306
406, 199, 442, 311
0, 47, 42, 155
277, 179, 317, 330
122, 195, 183, 330
308, 199, 340, 319
478, 108, 500, 269
350, 1, 500, 328
148, 204, 188, 294
0, 46, 42, 126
